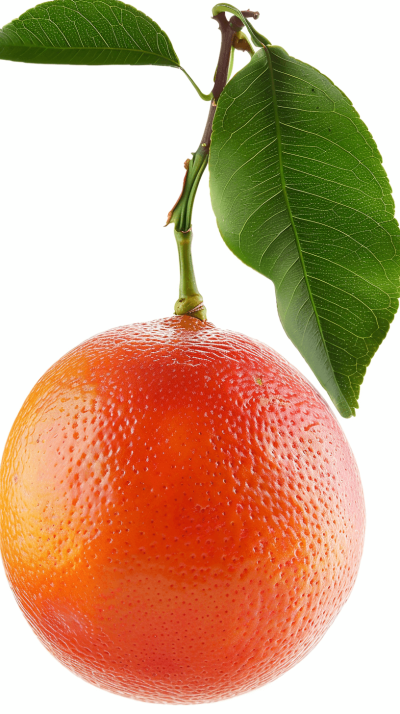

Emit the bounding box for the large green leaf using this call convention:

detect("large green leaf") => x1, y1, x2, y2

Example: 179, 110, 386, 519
0, 0, 180, 67
210, 47, 400, 417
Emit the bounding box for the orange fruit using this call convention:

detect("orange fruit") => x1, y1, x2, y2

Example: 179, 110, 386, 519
0, 316, 365, 704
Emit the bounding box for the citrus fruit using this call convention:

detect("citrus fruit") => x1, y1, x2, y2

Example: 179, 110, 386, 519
0, 316, 365, 704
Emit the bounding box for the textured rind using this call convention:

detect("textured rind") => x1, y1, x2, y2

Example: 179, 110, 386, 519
0, 317, 365, 704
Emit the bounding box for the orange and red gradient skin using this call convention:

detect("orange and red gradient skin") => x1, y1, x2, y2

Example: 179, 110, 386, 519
0, 317, 365, 703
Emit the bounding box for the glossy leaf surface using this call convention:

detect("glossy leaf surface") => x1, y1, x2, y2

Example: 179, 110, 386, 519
210, 47, 400, 417
0, 0, 180, 67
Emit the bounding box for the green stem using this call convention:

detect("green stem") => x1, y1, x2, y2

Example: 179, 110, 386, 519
170, 149, 208, 321
169, 147, 208, 234
174, 228, 206, 321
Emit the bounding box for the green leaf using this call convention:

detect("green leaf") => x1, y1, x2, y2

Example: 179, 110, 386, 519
0, 0, 180, 67
209, 47, 400, 417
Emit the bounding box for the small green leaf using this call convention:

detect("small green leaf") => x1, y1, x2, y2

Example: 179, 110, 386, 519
0, 0, 180, 67
209, 47, 400, 417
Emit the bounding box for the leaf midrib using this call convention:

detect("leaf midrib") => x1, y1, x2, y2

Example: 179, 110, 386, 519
0, 39, 179, 65
264, 45, 352, 415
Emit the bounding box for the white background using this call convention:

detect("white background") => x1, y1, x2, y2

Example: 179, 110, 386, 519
0, 0, 399, 712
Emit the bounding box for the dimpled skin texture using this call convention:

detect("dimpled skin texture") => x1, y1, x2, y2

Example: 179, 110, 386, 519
0, 316, 365, 704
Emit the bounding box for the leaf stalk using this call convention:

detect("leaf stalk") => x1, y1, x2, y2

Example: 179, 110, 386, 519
180, 67, 213, 101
